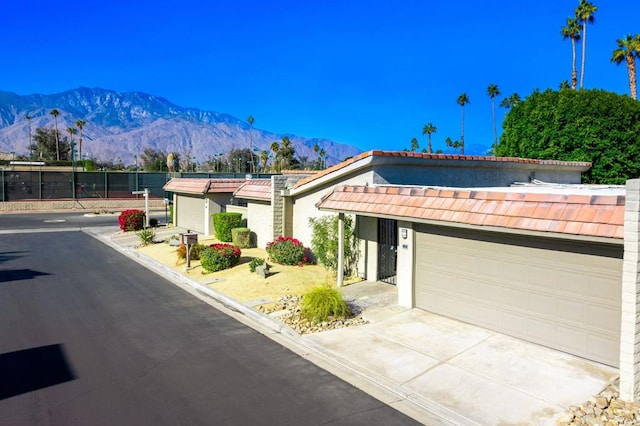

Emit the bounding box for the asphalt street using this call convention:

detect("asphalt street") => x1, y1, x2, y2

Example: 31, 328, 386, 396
0, 231, 419, 425
0, 211, 167, 231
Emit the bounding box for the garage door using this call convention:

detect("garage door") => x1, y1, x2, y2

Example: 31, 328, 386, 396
176, 195, 205, 233
415, 224, 623, 367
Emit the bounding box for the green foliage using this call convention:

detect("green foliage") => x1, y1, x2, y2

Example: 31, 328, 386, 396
137, 227, 156, 246
200, 243, 242, 273
176, 243, 207, 261
266, 236, 310, 265
29, 128, 72, 161
140, 147, 168, 171
118, 209, 146, 232
83, 160, 95, 171
249, 257, 266, 272
496, 89, 640, 184
169, 204, 174, 223
231, 227, 252, 248
213, 213, 243, 242
301, 286, 351, 323
309, 215, 359, 277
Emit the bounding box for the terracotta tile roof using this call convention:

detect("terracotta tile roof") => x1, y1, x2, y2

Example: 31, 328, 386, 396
293, 150, 593, 189
316, 185, 624, 240
163, 178, 247, 194
234, 179, 272, 201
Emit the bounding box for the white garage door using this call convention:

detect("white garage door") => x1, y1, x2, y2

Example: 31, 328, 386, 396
176, 195, 205, 233
415, 224, 623, 367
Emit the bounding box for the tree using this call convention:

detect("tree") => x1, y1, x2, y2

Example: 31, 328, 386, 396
50, 108, 60, 161
247, 116, 256, 173
410, 137, 419, 152
611, 34, 640, 100
25, 115, 33, 159
456, 93, 470, 155
270, 141, 280, 172
495, 89, 640, 184
141, 147, 168, 171
445, 137, 453, 153
499, 93, 521, 110
486, 84, 501, 151
75, 119, 86, 166
278, 136, 295, 170
561, 16, 581, 90
260, 150, 269, 172
422, 123, 437, 154
575, 0, 597, 89
29, 128, 71, 161
228, 148, 255, 173
66, 127, 78, 162
318, 148, 326, 169
313, 143, 320, 169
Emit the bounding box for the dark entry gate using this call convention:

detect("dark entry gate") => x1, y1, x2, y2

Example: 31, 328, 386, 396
377, 218, 397, 285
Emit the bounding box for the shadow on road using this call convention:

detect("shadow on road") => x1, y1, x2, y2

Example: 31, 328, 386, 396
0, 269, 51, 283
0, 251, 28, 264
0, 344, 76, 400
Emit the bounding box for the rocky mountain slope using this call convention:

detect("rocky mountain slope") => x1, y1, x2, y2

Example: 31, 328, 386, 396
0, 87, 361, 166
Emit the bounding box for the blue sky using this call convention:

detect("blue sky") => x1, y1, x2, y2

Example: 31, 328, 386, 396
0, 0, 636, 154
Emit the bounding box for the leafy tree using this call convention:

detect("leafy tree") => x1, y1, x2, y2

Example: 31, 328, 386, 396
487, 84, 501, 151
575, 0, 597, 89
422, 122, 437, 154
309, 214, 359, 278
611, 34, 640, 100
495, 89, 640, 184
456, 93, 470, 154
141, 147, 168, 171
50, 109, 60, 160
228, 148, 256, 173
30, 128, 71, 161
410, 137, 419, 152
561, 16, 581, 90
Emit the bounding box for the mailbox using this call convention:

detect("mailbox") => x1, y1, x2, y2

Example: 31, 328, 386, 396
180, 233, 198, 245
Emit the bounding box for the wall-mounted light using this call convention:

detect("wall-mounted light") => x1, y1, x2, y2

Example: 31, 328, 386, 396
401, 228, 408, 239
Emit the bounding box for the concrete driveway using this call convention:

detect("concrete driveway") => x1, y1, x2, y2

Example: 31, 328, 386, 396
304, 309, 618, 425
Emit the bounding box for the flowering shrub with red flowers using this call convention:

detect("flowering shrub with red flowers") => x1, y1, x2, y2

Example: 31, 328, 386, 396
266, 236, 312, 266
200, 243, 241, 272
118, 209, 146, 232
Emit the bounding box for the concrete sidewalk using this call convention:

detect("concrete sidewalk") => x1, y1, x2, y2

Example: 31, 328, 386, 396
90, 226, 618, 425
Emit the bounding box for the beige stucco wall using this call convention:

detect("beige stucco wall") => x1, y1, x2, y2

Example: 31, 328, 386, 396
244, 200, 273, 248
396, 221, 414, 308
356, 215, 378, 281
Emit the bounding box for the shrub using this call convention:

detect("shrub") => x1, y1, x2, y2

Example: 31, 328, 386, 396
200, 243, 242, 273
176, 243, 207, 261
231, 227, 252, 248
249, 257, 265, 272
169, 204, 174, 223
149, 218, 159, 227
118, 209, 146, 232
213, 212, 243, 242
301, 286, 351, 322
266, 236, 310, 266
309, 214, 359, 277
137, 227, 156, 246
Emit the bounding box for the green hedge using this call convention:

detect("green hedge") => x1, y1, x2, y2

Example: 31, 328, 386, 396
212, 212, 243, 242
232, 227, 252, 248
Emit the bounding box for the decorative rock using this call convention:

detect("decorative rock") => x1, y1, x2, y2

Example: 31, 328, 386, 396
255, 263, 270, 278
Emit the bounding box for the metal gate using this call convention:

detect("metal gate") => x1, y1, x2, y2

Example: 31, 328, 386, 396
377, 218, 397, 285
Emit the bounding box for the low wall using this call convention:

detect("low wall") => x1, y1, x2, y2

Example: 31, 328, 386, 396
0, 198, 166, 213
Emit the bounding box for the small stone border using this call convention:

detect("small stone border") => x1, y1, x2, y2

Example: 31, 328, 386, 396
257, 295, 368, 334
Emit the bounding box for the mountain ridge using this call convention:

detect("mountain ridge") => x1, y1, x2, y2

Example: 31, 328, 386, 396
0, 87, 361, 167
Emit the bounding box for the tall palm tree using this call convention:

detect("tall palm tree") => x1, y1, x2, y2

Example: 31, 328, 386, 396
499, 93, 521, 110
422, 123, 437, 154
410, 137, 419, 152
25, 115, 33, 159
75, 119, 86, 167
270, 141, 280, 172
260, 150, 269, 172
318, 148, 326, 169
486, 84, 501, 151
312, 143, 320, 169
575, 0, 597, 89
611, 34, 640, 100
247, 116, 255, 173
66, 127, 77, 161
561, 16, 581, 90
50, 109, 60, 161
445, 137, 453, 153
456, 93, 470, 155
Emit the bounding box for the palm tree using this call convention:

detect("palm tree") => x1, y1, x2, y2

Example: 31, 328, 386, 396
611, 34, 640, 100
25, 115, 33, 159
499, 93, 521, 110
313, 143, 320, 169
247, 116, 255, 173
66, 127, 77, 162
422, 123, 437, 154
445, 137, 453, 153
260, 150, 269, 172
561, 16, 581, 90
575, 0, 597, 89
318, 148, 326, 169
486, 84, 501, 151
50, 108, 60, 161
456, 93, 470, 155
270, 141, 280, 172
75, 119, 86, 168
410, 137, 419, 152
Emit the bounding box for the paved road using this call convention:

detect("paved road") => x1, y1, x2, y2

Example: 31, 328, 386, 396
0, 211, 167, 231
0, 231, 419, 425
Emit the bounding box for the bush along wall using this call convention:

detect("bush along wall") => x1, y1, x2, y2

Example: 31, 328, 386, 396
213, 212, 243, 242
231, 227, 252, 248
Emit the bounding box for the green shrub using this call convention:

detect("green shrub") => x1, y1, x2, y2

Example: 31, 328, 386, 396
137, 228, 156, 246
176, 243, 207, 261
249, 257, 265, 272
301, 286, 351, 323
232, 227, 252, 248
118, 209, 146, 232
309, 214, 359, 277
266, 236, 310, 265
200, 243, 242, 272
169, 204, 174, 223
213, 213, 243, 242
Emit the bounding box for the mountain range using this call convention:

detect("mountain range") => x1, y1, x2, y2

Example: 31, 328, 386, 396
0, 87, 362, 167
